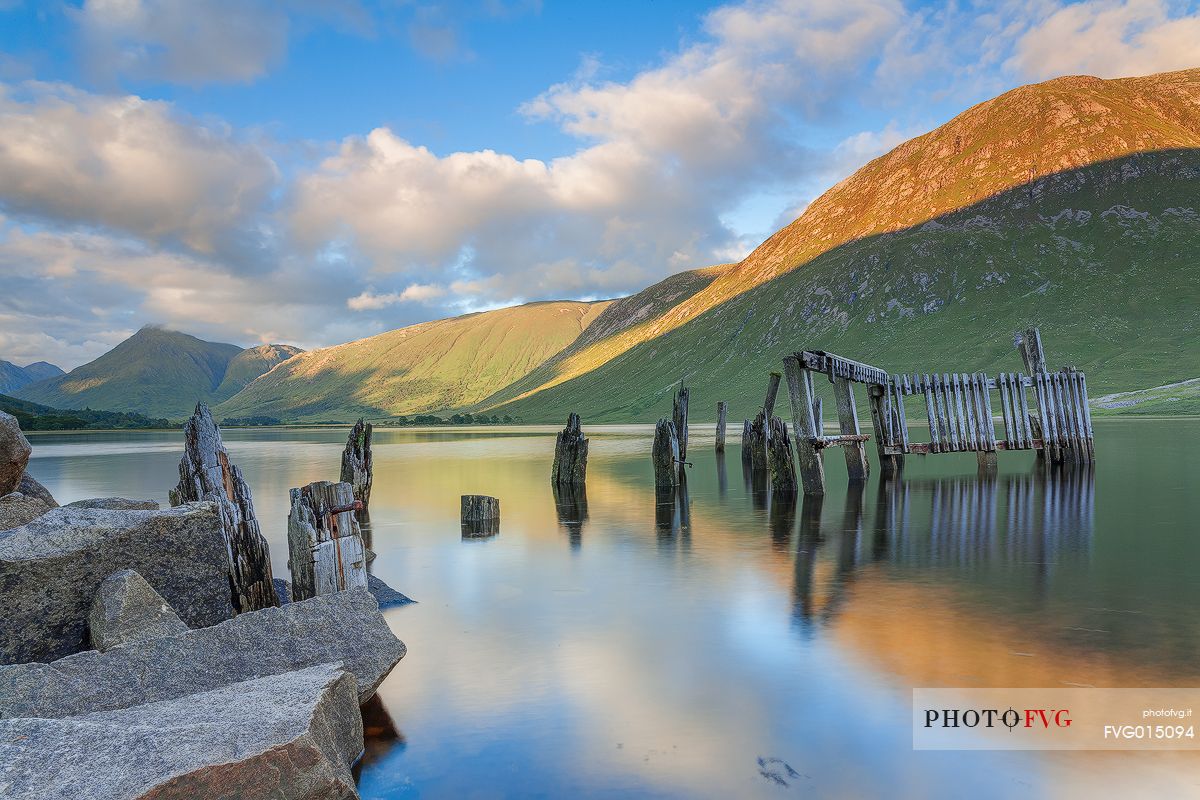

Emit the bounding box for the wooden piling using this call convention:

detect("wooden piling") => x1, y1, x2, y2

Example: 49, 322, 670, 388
782, 355, 826, 496
832, 377, 869, 480
747, 411, 769, 472
170, 403, 278, 612
551, 412, 589, 485
287, 480, 368, 601
672, 384, 690, 463
652, 419, 681, 487
461, 494, 500, 537
868, 385, 902, 477
766, 416, 798, 494
340, 418, 373, 514
715, 401, 728, 452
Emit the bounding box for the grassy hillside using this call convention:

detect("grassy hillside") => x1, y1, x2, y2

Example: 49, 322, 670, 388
0, 360, 63, 394
214, 344, 304, 400
216, 300, 611, 422
478, 70, 1200, 422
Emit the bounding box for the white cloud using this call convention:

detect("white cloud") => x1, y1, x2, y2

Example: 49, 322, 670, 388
0, 81, 278, 264
1009, 0, 1200, 80
73, 0, 371, 85
347, 283, 447, 310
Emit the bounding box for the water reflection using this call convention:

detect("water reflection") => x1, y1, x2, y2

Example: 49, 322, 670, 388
654, 472, 692, 544
790, 467, 1096, 631
551, 483, 589, 549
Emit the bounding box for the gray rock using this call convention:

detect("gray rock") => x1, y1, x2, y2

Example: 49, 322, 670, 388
0, 588, 406, 718
16, 472, 56, 507
0, 663, 363, 800
0, 411, 31, 496
274, 576, 293, 605
0, 502, 234, 665
65, 497, 160, 510
88, 569, 189, 651
0, 493, 51, 531
368, 573, 416, 609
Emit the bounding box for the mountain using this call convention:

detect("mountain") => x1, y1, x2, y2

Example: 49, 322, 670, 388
0, 393, 169, 431
0, 360, 64, 394
215, 301, 610, 422
214, 344, 305, 400
15, 327, 302, 419
475, 68, 1200, 422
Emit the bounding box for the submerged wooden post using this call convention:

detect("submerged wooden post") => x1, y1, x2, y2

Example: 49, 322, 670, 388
832, 377, 869, 481
766, 416, 798, 494
461, 494, 500, 537
746, 411, 769, 472
170, 403, 278, 612
715, 402, 728, 452
287, 480, 368, 601
740, 419, 752, 465
551, 412, 589, 485
672, 384, 690, 463
652, 419, 681, 487
782, 355, 826, 496
340, 418, 373, 514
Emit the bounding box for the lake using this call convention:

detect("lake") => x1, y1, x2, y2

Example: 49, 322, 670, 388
23, 419, 1200, 798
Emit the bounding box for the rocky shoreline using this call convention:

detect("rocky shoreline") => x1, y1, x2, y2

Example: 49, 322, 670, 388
0, 406, 410, 800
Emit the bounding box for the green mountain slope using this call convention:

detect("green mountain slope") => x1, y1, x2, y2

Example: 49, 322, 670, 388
478, 69, 1200, 422
0, 393, 168, 430
0, 360, 63, 394
216, 300, 611, 422
14, 327, 300, 419
214, 344, 304, 400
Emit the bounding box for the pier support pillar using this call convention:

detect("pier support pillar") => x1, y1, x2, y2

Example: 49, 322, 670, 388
783, 356, 825, 496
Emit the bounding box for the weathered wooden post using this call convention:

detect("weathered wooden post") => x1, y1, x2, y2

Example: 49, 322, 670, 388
867, 386, 903, 478
286, 480, 368, 601
672, 384, 690, 463
652, 419, 681, 487
340, 418, 373, 514
766, 416, 798, 495
715, 401, 728, 452
763, 372, 782, 427
551, 412, 589, 485
170, 403, 278, 612
461, 494, 500, 537
747, 411, 769, 472
782, 356, 826, 496
740, 419, 753, 466
832, 377, 869, 481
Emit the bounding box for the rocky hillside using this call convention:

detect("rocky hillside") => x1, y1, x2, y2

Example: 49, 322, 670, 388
216, 301, 610, 422
481, 68, 1200, 421
15, 327, 301, 419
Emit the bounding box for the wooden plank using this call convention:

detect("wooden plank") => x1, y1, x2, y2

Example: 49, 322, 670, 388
1069, 371, 1090, 462
832, 376, 869, 480
1018, 374, 1034, 449
673, 385, 690, 462
923, 374, 940, 453
939, 374, 958, 451
955, 374, 974, 450
978, 372, 997, 451
715, 401, 728, 452
893, 379, 910, 453
1078, 371, 1096, 460
998, 373, 1015, 448
783, 356, 826, 496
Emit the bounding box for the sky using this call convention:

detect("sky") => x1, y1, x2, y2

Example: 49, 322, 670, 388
0, 0, 1197, 369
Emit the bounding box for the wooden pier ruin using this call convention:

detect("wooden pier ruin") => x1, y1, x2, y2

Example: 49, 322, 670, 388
782, 328, 1095, 496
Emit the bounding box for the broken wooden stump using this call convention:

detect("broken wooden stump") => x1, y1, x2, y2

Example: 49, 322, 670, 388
461, 494, 500, 537
169, 403, 278, 612
287, 480, 368, 602
740, 419, 753, 465
715, 401, 728, 452
766, 416, 798, 495
340, 418, 373, 515
746, 411, 769, 473
551, 413, 589, 486
832, 376, 869, 481
672, 384, 690, 463
652, 419, 681, 487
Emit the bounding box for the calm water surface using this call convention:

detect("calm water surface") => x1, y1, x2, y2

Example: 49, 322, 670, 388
24, 419, 1200, 798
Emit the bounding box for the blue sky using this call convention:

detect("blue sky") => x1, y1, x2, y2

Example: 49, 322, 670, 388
0, 0, 1197, 368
